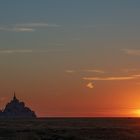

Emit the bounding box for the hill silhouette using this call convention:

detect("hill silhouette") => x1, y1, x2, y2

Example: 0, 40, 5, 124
0, 93, 36, 118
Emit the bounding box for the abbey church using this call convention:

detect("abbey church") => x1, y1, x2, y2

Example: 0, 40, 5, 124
0, 94, 36, 118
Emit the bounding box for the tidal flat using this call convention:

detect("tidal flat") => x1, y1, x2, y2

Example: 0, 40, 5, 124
0, 118, 140, 140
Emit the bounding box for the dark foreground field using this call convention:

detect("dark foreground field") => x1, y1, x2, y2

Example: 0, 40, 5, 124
0, 118, 140, 140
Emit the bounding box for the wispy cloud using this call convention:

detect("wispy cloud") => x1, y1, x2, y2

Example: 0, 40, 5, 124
83, 75, 140, 81
0, 49, 65, 54
0, 50, 33, 54
122, 68, 137, 73
65, 70, 75, 73
0, 27, 34, 32
65, 69, 105, 74
122, 49, 140, 56
83, 69, 105, 74
0, 22, 59, 32
16, 23, 59, 28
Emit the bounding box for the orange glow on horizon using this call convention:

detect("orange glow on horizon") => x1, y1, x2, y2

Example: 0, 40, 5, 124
132, 109, 140, 117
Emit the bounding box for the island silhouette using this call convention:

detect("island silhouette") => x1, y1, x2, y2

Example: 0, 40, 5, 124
0, 93, 36, 118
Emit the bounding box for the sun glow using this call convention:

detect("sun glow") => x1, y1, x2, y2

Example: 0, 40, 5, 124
133, 109, 140, 117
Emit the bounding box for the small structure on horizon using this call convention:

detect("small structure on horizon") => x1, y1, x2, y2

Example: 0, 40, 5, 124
0, 93, 36, 118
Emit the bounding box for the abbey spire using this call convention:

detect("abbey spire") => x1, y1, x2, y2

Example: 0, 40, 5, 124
13, 92, 16, 100
12, 92, 18, 102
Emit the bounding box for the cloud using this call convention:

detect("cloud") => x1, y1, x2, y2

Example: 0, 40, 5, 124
14, 28, 35, 32
0, 49, 33, 54
65, 69, 105, 74
0, 27, 34, 32
122, 49, 140, 56
65, 70, 75, 73
83, 69, 105, 74
0, 49, 65, 54
0, 22, 59, 32
122, 68, 137, 73
86, 82, 94, 89
16, 23, 59, 28
133, 74, 140, 77
83, 75, 140, 81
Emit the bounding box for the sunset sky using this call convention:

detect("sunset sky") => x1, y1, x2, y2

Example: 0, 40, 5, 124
0, 0, 140, 117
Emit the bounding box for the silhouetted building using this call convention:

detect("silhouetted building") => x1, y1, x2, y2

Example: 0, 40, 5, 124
0, 93, 36, 118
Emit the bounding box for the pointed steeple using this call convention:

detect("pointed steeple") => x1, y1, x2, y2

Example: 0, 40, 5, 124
13, 92, 17, 100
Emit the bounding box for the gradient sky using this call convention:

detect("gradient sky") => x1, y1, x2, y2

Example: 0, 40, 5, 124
0, 0, 140, 117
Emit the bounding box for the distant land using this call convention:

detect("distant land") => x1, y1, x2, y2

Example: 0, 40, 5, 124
0, 93, 36, 118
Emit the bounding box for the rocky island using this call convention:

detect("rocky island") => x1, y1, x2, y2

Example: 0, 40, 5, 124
0, 93, 36, 118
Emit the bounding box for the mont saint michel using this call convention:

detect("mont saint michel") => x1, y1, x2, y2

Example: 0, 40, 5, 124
0, 94, 36, 118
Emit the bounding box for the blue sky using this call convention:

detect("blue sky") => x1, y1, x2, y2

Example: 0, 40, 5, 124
0, 0, 140, 49
0, 1, 140, 22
